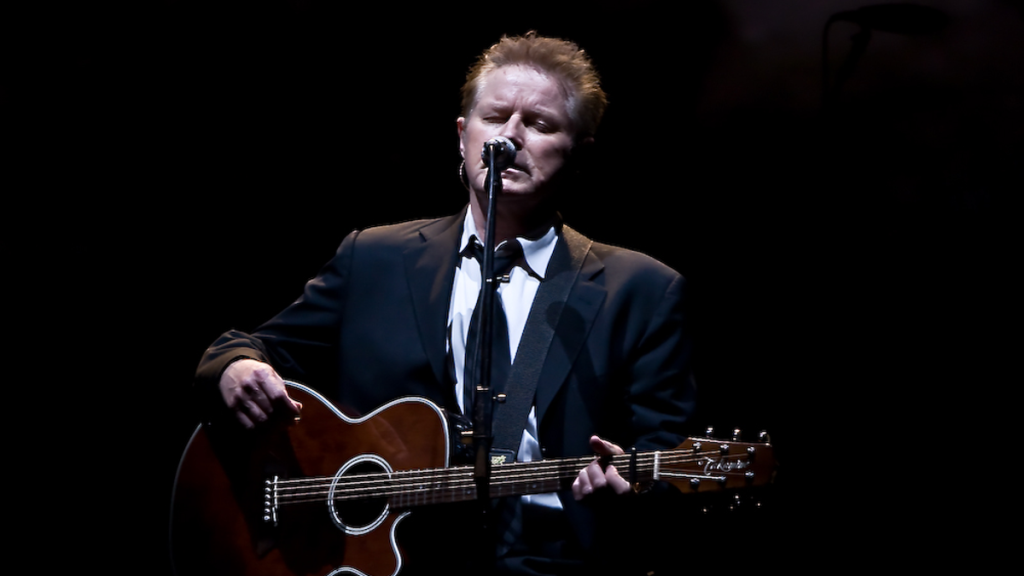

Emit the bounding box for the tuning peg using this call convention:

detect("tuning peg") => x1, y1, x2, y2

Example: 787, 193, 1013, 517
759, 430, 770, 443
732, 428, 741, 441
705, 426, 714, 437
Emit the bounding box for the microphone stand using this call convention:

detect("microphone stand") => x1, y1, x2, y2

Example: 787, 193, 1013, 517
469, 142, 502, 562
465, 137, 515, 570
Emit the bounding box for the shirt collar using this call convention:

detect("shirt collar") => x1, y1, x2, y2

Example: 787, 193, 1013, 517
460, 209, 558, 280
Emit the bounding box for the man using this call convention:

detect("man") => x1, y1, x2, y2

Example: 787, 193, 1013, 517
195, 32, 695, 575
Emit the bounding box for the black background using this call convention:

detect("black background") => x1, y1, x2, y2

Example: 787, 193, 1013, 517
10, 0, 1018, 572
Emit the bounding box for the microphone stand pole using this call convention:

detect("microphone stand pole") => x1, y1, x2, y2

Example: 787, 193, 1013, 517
470, 144, 501, 563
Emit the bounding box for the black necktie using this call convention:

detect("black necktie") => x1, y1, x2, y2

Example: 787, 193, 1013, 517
462, 239, 523, 414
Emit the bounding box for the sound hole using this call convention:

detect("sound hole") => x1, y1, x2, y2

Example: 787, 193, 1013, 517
329, 456, 390, 535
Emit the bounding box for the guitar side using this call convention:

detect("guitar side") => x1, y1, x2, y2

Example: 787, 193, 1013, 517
169, 382, 450, 576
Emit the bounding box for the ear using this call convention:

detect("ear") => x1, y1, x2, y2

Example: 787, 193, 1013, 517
457, 117, 466, 159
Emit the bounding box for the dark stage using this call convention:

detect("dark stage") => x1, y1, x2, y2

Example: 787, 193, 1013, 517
15, 1, 1018, 573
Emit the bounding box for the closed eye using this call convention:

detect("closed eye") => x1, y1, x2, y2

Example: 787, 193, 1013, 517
531, 120, 556, 133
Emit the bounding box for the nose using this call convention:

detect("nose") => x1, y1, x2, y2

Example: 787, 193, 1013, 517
498, 117, 525, 152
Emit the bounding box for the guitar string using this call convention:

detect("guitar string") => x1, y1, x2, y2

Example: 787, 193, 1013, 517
272, 450, 716, 500
270, 449, 746, 507
274, 452, 670, 501
274, 450, 723, 504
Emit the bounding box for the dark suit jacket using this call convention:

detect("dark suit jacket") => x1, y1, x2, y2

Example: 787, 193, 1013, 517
196, 208, 696, 571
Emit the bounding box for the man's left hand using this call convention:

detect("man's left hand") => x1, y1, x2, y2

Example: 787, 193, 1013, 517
571, 435, 632, 501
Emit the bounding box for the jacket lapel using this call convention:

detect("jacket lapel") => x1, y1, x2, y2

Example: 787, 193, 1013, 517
533, 227, 606, 425
402, 209, 465, 392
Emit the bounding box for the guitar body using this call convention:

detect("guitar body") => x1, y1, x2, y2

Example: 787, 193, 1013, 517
170, 382, 450, 576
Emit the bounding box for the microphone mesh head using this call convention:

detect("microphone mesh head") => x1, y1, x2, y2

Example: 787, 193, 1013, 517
482, 137, 517, 169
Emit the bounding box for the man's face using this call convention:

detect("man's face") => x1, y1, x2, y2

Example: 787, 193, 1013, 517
458, 65, 577, 200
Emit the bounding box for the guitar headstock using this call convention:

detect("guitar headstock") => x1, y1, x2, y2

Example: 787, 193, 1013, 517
658, 430, 776, 494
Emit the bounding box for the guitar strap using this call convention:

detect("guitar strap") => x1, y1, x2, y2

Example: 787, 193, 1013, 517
490, 225, 592, 458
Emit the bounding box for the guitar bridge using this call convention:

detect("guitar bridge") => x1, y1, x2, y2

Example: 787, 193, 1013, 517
263, 475, 279, 526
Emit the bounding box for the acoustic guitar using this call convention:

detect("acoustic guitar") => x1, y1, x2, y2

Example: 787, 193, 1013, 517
170, 381, 775, 576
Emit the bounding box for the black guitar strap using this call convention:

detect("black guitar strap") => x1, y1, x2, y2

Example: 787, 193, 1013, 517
490, 225, 592, 458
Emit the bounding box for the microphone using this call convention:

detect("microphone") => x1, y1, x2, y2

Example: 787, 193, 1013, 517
481, 137, 517, 170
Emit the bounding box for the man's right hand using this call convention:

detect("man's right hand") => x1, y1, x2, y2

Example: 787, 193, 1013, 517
219, 359, 302, 429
